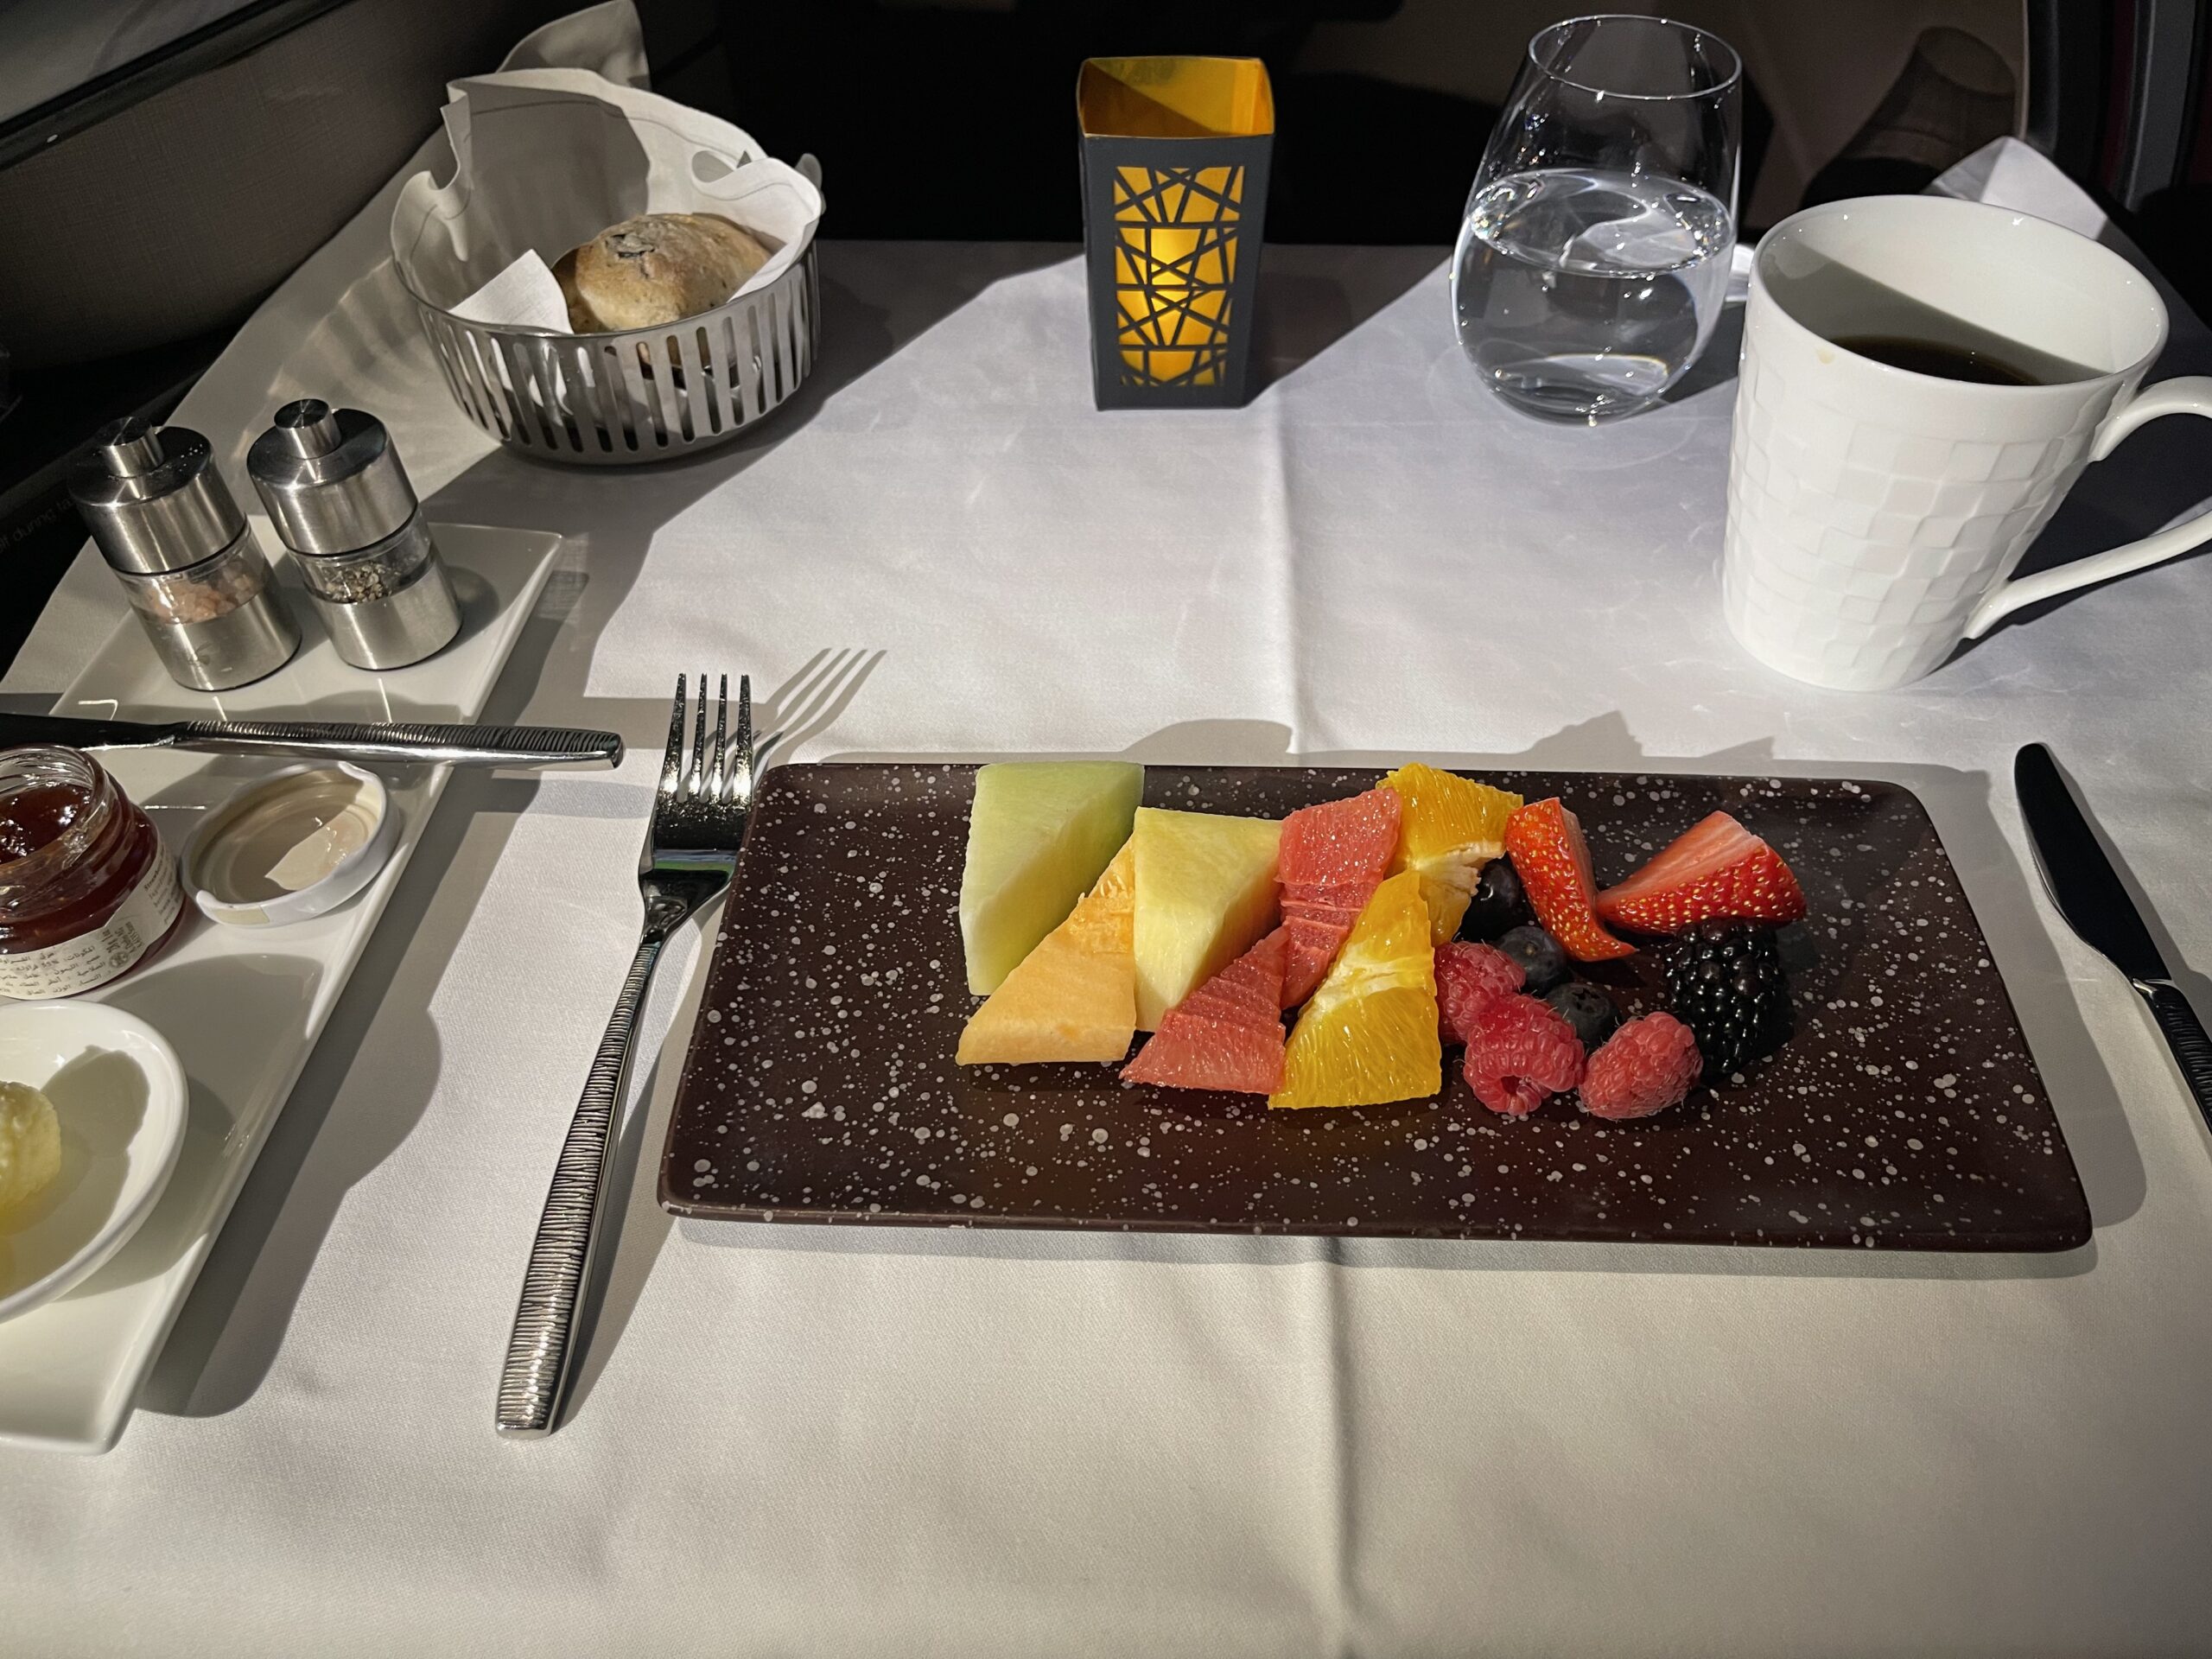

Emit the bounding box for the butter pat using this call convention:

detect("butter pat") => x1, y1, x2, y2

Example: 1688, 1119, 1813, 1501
0, 1079, 60, 1217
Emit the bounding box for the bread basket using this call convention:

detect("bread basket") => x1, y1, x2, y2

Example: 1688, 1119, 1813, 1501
400, 156, 821, 467
391, 7, 825, 470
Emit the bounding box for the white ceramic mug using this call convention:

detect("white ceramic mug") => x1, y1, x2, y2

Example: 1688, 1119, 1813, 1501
1723, 194, 2212, 690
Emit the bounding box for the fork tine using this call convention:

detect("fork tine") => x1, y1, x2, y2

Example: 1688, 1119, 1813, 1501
687, 671, 708, 794
658, 674, 688, 796
733, 675, 753, 799
708, 676, 728, 796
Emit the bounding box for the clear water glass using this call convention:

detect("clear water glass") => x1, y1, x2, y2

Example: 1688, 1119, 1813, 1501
1454, 15, 1742, 422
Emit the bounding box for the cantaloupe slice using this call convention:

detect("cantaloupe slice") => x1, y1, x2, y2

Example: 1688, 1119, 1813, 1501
959, 761, 1144, 994
957, 842, 1136, 1065
1132, 807, 1282, 1030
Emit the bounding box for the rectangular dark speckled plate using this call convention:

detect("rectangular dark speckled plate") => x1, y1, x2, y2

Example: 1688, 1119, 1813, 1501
660, 765, 2090, 1251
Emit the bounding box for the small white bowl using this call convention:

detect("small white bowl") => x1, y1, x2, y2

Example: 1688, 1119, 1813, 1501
0, 1001, 188, 1325
183, 761, 399, 928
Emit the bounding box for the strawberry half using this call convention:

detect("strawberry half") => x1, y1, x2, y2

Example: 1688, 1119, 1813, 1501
1500, 798, 1636, 962
1595, 810, 1808, 934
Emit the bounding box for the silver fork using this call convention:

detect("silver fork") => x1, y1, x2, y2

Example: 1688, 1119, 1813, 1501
496, 673, 753, 1438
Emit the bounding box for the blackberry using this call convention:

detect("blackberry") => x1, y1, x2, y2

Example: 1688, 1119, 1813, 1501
1662, 921, 1791, 1079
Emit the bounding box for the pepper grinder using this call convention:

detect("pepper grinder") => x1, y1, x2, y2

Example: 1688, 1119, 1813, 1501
246, 399, 461, 671
68, 417, 302, 691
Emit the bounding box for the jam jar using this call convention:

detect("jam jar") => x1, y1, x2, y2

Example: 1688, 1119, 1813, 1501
0, 747, 184, 999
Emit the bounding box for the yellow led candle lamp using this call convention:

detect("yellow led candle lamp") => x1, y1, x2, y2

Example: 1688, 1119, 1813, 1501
1077, 58, 1275, 409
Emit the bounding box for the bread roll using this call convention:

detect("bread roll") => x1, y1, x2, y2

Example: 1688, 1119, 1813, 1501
559, 213, 772, 333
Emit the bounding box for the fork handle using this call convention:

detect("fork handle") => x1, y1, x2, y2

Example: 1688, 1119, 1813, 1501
496, 921, 670, 1437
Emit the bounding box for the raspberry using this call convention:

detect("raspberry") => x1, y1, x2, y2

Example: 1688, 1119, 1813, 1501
1434, 942, 1524, 1045
1460, 991, 1585, 1117
1579, 1013, 1701, 1120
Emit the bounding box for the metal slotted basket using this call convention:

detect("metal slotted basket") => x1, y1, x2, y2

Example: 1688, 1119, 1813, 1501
406, 159, 822, 466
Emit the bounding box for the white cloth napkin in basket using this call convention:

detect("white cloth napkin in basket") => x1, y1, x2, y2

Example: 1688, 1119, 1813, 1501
390, 0, 823, 333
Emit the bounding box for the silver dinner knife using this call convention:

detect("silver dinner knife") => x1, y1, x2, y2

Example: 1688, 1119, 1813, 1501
0, 711, 621, 769
2016, 743, 2212, 1137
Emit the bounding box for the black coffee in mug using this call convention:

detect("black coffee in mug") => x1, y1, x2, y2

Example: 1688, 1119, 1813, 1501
1732, 193, 2210, 690
1834, 334, 2044, 385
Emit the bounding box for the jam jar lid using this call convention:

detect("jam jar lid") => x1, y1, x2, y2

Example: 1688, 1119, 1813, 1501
183, 762, 398, 928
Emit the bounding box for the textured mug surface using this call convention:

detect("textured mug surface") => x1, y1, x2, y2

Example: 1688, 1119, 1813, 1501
1722, 196, 2187, 690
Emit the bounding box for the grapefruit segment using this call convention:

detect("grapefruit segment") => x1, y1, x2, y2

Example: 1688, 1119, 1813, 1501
1122, 929, 1288, 1093
957, 842, 1136, 1065
1270, 870, 1441, 1109
1379, 764, 1523, 944
1273, 785, 1402, 1006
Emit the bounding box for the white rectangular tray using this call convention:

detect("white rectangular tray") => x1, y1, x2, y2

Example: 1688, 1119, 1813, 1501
0, 524, 561, 1452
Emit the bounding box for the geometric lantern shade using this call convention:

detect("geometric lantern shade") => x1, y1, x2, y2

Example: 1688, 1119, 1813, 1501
1077, 57, 1274, 409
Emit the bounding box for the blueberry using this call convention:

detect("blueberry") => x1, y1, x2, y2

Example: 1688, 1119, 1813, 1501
1497, 925, 1568, 993
1544, 982, 1621, 1049
1457, 856, 1531, 940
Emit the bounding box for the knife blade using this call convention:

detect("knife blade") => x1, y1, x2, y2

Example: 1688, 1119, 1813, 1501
0, 711, 622, 769
2016, 742, 2212, 1137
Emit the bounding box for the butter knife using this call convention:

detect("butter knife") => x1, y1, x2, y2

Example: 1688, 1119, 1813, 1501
2016, 743, 2212, 1136
0, 711, 621, 769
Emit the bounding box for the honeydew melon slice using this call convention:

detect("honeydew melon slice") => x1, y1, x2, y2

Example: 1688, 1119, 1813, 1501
959, 762, 1143, 995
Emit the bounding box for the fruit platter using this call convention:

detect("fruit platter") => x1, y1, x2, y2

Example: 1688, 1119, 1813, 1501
660, 762, 2090, 1251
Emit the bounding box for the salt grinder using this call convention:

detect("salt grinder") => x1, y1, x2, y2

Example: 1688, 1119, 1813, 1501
246, 399, 461, 671
68, 417, 302, 691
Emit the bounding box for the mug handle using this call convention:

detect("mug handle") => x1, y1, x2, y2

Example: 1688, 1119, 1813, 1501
1963, 375, 2212, 638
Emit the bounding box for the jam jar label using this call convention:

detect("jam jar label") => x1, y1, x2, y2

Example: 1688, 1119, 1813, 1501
0, 850, 183, 1000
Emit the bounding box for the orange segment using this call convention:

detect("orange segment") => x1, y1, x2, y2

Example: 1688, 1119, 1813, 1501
1269, 870, 1441, 1109
1379, 764, 1522, 944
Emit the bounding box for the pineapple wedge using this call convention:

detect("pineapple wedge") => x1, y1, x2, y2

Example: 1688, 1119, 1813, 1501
1131, 807, 1283, 1029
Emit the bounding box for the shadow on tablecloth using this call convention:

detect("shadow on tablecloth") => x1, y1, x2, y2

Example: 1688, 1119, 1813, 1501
1252, 248, 1441, 398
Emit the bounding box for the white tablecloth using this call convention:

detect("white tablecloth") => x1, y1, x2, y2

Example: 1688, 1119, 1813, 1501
7, 139, 2212, 1655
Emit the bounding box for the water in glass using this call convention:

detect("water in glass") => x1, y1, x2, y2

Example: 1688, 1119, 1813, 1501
1456, 168, 1732, 419
1455, 17, 1742, 422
